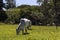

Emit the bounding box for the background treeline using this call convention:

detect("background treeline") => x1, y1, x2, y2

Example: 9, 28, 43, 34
0, 0, 60, 25
5, 5, 43, 25
0, 5, 56, 25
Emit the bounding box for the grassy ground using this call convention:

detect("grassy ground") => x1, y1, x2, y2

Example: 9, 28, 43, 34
0, 24, 60, 40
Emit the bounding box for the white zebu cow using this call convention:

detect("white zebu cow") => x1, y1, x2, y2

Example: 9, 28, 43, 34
16, 18, 31, 35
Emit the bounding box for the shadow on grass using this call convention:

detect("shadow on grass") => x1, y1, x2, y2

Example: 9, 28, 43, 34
16, 32, 29, 35
28, 29, 32, 30
22, 32, 29, 35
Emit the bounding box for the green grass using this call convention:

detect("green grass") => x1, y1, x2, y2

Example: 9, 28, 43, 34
0, 24, 60, 40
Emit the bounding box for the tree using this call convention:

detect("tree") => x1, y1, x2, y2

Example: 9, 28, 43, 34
37, 0, 43, 6
5, 0, 16, 9
53, 0, 60, 29
0, 0, 7, 22
37, 0, 52, 25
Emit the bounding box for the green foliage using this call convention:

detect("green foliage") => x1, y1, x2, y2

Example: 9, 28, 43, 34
5, 8, 20, 24
2, 0, 60, 25
5, 5, 44, 25
36, 0, 60, 25
0, 11, 8, 22
0, 0, 7, 22
0, 0, 60, 25
4, 0, 16, 9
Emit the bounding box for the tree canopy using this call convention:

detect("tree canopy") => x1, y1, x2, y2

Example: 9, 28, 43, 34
0, 0, 60, 25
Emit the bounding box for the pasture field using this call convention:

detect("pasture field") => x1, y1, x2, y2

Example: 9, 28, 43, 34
0, 24, 60, 40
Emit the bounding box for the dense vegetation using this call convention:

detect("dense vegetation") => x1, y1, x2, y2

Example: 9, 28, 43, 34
5, 5, 44, 25
0, 0, 60, 25
0, 0, 7, 22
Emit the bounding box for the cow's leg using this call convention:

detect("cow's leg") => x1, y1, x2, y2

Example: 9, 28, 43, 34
25, 24, 28, 33
21, 27, 24, 34
25, 28, 28, 33
16, 23, 21, 35
27, 22, 31, 30
16, 29, 20, 35
16, 26, 21, 35
21, 29, 24, 34
21, 24, 25, 34
27, 25, 31, 30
